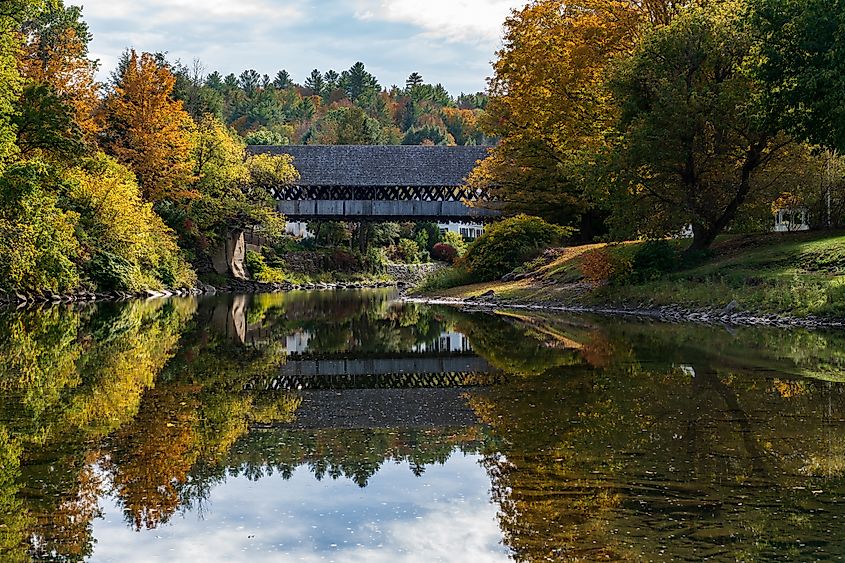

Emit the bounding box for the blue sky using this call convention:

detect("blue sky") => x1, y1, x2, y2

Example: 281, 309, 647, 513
80, 0, 523, 95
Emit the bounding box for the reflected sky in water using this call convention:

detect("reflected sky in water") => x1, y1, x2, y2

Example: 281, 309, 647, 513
91, 453, 506, 563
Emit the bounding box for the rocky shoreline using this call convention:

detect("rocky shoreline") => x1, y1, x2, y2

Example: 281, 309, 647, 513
408, 294, 845, 330
0, 279, 399, 307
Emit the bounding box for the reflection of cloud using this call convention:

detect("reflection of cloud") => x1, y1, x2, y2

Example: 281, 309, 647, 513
90, 453, 509, 562
354, 0, 517, 43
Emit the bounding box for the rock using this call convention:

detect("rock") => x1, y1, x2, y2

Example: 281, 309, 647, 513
723, 300, 740, 314
480, 290, 496, 298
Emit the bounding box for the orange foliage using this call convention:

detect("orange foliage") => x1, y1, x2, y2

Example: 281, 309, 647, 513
104, 50, 197, 202
19, 14, 101, 143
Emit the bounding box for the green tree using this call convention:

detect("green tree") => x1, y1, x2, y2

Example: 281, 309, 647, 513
608, 3, 802, 251
304, 69, 325, 96
405, 72, 424, 90
340, 62, 380, 102
0, 160, 80, 294
751, 0, 845, 151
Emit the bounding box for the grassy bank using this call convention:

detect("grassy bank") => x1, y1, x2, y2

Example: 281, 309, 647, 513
419, 231, 845, 319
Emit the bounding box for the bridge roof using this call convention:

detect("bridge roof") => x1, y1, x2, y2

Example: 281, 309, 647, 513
248, 145, 490, 187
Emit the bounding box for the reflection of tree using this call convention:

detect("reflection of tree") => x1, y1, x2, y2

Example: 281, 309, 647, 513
435, 307, 585, 376
0, 429, 29, 563
208, 291, 449, 356
468, 340, 845, 560
222, 426, 489, 488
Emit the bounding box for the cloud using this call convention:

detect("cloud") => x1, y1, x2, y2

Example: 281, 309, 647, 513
79, 0, 517, 94
354, 0, 518, 43
90, 453, 510, 562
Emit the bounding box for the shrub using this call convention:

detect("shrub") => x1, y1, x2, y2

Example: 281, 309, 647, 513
441, 231, 468, 256
327, 249, 359, 273
395, 238, 422, 264
363, 247, 388, 274
432, 243, 459, 263
88, 251, 138, 291
462, 215, 572, 282
245, 250, 285, 282
414, 266, 474, 293
631, 240, 679, 281
580, 246, 634, 285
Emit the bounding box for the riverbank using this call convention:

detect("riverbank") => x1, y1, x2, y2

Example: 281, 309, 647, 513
414, 231, 845, 328
0, 263, 438, 307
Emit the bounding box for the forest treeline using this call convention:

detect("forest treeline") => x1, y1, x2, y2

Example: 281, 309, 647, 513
0, 0, 490, 297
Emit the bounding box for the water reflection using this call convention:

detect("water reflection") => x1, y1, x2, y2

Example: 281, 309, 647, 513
1, 292, 845, 560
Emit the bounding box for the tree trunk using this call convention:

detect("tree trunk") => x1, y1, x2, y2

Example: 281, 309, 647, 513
685, 145, 762, 256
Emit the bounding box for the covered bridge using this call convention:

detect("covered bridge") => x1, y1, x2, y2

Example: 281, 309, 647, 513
248, 145, 500, 221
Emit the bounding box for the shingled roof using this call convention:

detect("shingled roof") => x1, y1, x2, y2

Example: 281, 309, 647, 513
247, 145, 490, 187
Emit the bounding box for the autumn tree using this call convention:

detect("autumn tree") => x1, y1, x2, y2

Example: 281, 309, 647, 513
19, 2, 100, 143
607, 2, 804, 251
469, 0, 675, 228
103, 50, 196, 202
180, 116, 294, 248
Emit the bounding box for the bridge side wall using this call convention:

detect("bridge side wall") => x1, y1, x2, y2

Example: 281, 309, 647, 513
277, 200, 499, 221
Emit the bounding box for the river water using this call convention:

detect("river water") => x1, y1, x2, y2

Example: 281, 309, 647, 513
2, 289, 845, 561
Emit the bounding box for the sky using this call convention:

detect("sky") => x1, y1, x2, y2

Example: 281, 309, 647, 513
90, 453, 510, 562
79, 0, 525, 95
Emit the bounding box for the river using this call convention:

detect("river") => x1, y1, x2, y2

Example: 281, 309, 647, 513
2, 289, 845, 561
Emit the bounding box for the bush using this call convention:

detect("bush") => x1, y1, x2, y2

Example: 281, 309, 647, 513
580, 246, 634, 285
631, 240, 679, 281
441, 231, 468, 256
395, 238, 422, 264
327, 249, 359, 273
462, 215, 572, 282
363, 247, 388, 274
245, 250, 285, 282
414, 266, 474, 293
432, 243, 459, 263
88, 251, 138, 291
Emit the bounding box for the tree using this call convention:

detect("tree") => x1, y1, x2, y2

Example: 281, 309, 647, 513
19, 1, 100, 143
751, 0, 845, 152
0, 160, 80, 294
0, 2, 28, 166
13, 82, 84, 159
238, 69, 261, 97
608, 4, 802, 251
311, 106, 384, 145
469, 0, 671, 227
304, 69, 325, 96
65, 154, 196, 291
103, 50, 197, 202
340, 62, 380, 102
324, 70, 340, 93
272, 69, 292, 89
405, 72, 423, 90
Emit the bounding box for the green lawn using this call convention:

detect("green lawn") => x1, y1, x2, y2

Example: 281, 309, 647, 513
423, 231, 845, 319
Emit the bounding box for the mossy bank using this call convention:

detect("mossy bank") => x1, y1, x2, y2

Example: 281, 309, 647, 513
415, 231, 845, 325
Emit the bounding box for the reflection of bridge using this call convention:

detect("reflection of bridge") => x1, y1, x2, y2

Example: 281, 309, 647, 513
251, 352, 499, 429
248, 145, 500, 222
252, 352, 497, 390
